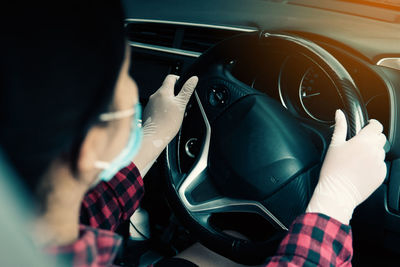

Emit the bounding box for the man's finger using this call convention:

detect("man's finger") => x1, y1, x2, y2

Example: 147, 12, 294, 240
377, 133, 387, 148
359, 119, 384, 137
376, 148, 386, 163
330, 109, 347, 146
160, 74, 179, 93
177, 76, 198, 104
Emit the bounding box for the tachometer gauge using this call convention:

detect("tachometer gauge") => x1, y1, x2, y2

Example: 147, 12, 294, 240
299, 67, 341, 123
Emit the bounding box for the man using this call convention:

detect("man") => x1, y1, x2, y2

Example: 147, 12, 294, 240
0, 1, 386, 267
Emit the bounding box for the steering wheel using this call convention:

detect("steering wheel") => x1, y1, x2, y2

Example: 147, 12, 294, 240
164, 31, 368, 265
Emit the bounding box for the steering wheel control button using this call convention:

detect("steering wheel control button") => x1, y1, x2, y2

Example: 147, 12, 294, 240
185, 138, 200, 158
208, 85, 229, 107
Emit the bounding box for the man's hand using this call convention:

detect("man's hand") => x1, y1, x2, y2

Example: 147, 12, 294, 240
306, 109, 387, 225
134, 75, 198, 176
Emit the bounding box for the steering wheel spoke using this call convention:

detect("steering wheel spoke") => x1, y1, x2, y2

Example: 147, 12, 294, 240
178, 162, 288, 231
178, 88, 289, 230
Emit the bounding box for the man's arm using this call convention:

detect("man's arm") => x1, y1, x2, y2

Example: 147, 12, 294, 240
80, 162, 144, 231
266, 213, 352, 266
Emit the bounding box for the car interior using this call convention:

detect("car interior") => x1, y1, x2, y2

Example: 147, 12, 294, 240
113, 0, 400, 266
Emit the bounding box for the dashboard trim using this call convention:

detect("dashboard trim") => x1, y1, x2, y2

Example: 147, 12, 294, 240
377, 57, 400, 71
374, 67, 397, 147
374, 58, 398, 146
128, 40, 201, 58
125, 19, 257, 58
124, 18, 258, 33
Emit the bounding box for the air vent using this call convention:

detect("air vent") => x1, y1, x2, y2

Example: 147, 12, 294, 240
181, 26, 242, 53
125, 20, 257, 55
126, 23, 176, 48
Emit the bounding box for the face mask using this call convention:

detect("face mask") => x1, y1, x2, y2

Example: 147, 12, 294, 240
92, 103, 143, 187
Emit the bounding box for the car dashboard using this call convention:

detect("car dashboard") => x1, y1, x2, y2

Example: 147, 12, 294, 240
123, 0, 400, 264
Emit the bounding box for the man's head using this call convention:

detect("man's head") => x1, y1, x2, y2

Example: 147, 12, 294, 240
0, 1, 139, 202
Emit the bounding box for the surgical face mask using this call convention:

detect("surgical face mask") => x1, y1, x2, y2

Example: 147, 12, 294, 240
92, 103, 143, 187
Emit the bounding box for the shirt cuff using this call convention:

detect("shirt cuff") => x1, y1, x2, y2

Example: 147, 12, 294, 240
277, 213, 353, 266
106, 162, 145, 220
108, 161, 143, 187
45, 225, 122, 267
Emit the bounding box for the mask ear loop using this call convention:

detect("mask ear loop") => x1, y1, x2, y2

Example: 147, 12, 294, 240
92, 104, 143, 186
94, 161, 110, 170
99, 109, 135, 122
93, 107, 137, 171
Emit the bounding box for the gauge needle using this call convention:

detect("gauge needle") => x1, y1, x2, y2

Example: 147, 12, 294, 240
302, 92, 321, 98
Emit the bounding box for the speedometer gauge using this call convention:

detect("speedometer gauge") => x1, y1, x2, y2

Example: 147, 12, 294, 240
299, 67, 341, 123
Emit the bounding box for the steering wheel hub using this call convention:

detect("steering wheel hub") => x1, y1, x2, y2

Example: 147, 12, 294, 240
209, 94, 319, 200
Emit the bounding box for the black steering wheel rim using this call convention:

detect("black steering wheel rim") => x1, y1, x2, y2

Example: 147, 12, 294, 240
164, 31, 368, 265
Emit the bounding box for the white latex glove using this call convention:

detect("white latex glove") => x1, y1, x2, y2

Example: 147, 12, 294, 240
306, 109, 387, 225
133, 75, 198, 176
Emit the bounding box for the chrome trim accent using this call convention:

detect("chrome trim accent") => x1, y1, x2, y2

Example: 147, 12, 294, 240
128, 41, 201, 58
374, 70, 396, 146
374, 58, 397, 146
177, 91, 211, 202
278, 56, 290, 109
377, 57, 400, 71
185, 138, 198, 158
124, 18, 257, 33
386, 83, 396, 146
177, 91, 288, 231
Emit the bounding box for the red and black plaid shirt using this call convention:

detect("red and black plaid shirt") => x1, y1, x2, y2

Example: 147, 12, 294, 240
266, 213, 353, 266
46, 162, 353, 266
79, 162, 144, 232
46, 162, 144, 267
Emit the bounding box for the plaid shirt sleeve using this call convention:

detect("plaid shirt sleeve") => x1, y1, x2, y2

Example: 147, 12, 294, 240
266, 213, 353, 267
80, 162, 145, 231
45, 225, 122, 267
